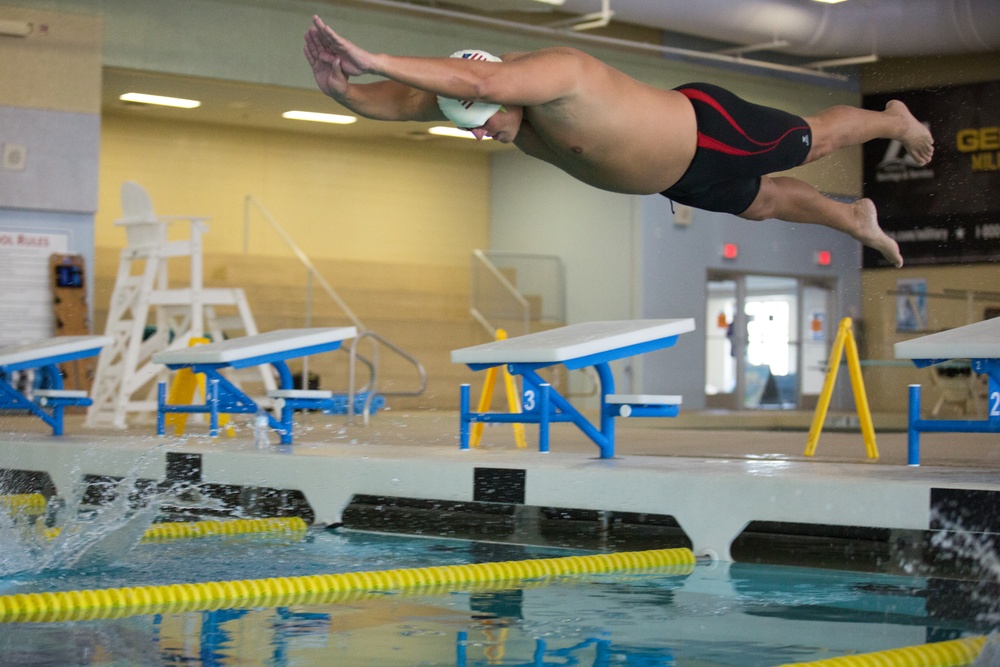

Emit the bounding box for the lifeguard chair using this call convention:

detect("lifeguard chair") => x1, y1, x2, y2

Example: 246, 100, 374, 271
86, 182, 274, 429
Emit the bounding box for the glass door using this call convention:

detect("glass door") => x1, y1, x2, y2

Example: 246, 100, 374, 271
744, 275, 798, 409
706, 273, 834, 410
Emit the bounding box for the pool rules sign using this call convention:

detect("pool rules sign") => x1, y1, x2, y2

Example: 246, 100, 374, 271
0, 231, 68, 346
863, 80, 1000, 267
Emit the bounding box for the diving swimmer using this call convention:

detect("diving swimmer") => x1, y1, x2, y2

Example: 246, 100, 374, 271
304, 15, 935, 268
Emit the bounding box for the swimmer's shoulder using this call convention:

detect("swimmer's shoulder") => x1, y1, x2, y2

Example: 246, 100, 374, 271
500, 47, 594, 64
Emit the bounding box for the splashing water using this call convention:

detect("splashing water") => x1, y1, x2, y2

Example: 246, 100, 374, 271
927, 513, 1000, 628
38, 482, 160, 573
916, 510, 1000, 665
0, 444, 225, 577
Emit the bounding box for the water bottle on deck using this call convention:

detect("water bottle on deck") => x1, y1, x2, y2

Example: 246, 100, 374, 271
253, 409, 271, 449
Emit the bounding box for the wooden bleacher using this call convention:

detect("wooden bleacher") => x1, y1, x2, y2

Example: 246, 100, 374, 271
92, 250, 489, 411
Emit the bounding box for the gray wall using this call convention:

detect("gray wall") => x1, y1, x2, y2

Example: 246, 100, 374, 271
0, 6, 103, 328
489, 153, 863, 410
0, 107, 99, 214
490, 153, 639, 325
636, 196, 862, 409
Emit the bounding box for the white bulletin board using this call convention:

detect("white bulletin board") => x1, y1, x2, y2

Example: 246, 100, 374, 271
0, 230, 68, 346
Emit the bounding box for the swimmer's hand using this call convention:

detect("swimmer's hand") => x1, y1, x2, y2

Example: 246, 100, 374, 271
304, 38, 347, 99
305, 17, 362, 98
304, 16, 376, 88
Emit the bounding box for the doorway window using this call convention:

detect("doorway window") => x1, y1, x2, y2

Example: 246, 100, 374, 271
705, 273, 833, 410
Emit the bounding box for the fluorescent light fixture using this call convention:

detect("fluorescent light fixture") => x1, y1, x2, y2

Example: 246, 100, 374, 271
282, 110, 357, 124
0, 19, 31, 37
427, 126, 487, 140
813, 0, 848, 4
119, 92, 201, 109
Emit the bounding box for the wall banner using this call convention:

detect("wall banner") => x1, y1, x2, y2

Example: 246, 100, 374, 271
863, 81, 1000, 267
895, 278, 928, 333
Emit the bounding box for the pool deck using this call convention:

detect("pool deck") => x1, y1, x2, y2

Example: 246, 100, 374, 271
3, 409, 1000, 560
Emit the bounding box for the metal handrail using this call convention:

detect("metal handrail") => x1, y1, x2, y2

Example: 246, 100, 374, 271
470, 249, 530, 338
243, 195, 427, 419
470, 249, 577, 396
244, 196, 363, 330
469, 307, 496, 338
348, 330, 427, 426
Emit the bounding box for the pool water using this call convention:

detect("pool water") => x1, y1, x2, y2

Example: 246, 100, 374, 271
0, 528, 575, 595
0, 528, 994, 666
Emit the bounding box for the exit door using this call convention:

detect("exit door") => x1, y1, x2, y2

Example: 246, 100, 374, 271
705, 273, 833, 410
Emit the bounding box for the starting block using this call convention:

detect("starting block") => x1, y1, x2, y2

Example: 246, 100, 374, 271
0, 335, 112, 435
153, 327, 358, 445
452, 320, 693, 458
895, 316, 1000, 465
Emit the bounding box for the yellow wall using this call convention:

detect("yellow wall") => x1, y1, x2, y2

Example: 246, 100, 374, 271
93, 114, 493, 409
861, 265, 1000, 414
96, 114, 490, 266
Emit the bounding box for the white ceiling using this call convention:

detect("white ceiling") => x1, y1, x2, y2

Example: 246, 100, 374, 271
519, 0, 1000, 58
102, 0, 999, 146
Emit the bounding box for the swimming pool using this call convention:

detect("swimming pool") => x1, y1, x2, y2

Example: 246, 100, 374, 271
0, 524, 994, 666
2, 427, 999, 666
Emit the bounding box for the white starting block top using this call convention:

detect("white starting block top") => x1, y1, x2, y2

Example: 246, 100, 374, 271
606, 394, 682, 405
894, 316, 1000, 361
0, 335, 113, 368
451, 319, 695, 366
152, 327, 357, 366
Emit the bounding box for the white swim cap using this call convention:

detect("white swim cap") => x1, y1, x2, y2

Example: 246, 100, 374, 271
437, 49, 502, 129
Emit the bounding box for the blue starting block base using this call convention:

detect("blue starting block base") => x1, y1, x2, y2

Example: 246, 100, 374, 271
896, 318, 1000, 466
905, 364, 1000, 466
268, 389, 385, 415
153, 328, 358, 445
156, 383, 384, 444
452, 320, 693, 459
0, 336, 112, 436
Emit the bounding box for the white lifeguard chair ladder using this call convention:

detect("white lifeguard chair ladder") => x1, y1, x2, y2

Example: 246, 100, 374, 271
86, 181, 275, 429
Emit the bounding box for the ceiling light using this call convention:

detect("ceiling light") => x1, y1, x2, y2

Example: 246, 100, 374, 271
0, 19, 31, 37
119, 92, 201, 108
282, 110, 357, 124
813, 0, 848, 4
428, 126, 487, 140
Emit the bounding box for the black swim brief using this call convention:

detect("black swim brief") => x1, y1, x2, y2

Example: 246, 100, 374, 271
661, 82, 812, 215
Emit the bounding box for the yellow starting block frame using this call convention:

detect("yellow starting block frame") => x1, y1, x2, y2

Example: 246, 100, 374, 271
164, 337, 235, 437
470, 330, 527, 449
805, 317, 878, 460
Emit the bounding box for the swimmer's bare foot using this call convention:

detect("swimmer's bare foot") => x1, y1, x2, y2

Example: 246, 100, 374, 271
854, 198, 903, 268
886, 100, 934, 166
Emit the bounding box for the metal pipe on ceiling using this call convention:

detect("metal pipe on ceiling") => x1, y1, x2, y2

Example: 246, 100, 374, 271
340, 0, 851, 83
581, 0, 1000, 58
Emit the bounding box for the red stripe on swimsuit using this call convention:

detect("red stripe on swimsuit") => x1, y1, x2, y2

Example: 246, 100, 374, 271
679, 87, 809, 157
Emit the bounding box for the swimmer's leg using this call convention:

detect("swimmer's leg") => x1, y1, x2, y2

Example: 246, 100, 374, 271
741, 175, 903, 268
804, 100, 934, 166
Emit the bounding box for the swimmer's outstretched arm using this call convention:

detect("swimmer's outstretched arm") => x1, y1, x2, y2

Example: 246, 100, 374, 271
305, 16, 443, 121
306, 16, 581, 111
